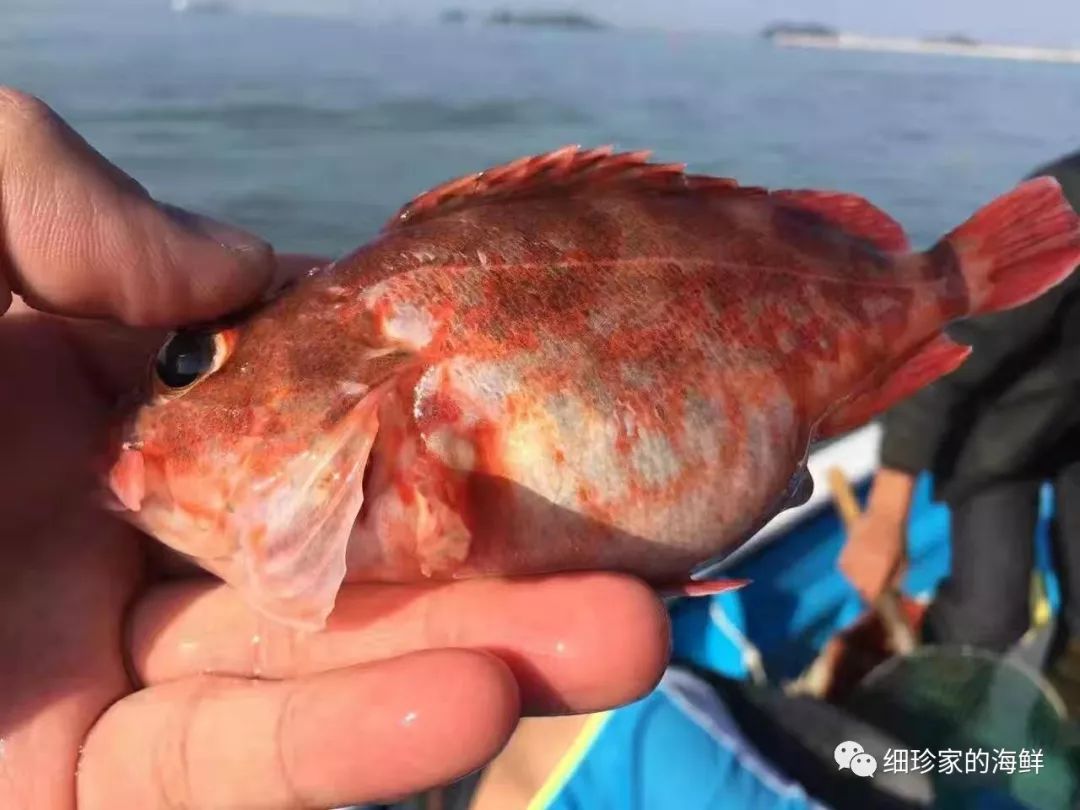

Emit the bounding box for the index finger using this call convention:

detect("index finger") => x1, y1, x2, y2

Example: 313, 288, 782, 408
130, 572, 670, 716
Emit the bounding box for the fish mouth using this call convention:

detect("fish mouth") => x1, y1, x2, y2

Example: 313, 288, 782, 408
107, 445, 147, 512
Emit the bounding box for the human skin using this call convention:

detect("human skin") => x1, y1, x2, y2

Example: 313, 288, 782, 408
838, 467, 915, 601
0, 87, 669, 810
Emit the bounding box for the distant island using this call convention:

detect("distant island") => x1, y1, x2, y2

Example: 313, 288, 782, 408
761, 22, 837, 40
440, 9, 607, 30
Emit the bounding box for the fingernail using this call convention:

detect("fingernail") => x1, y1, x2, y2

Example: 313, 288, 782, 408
160, 203, 269, 256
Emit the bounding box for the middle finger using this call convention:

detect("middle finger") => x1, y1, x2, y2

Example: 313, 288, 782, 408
130, 572, 669, 715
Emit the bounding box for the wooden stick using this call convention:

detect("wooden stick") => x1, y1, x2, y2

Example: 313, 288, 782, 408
829, 466, 864, 528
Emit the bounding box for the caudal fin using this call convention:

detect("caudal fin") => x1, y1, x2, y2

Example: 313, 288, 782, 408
938, 176, 1080, 317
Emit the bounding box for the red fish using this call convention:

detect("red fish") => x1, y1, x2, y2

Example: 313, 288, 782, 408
106, 147, 1080, 629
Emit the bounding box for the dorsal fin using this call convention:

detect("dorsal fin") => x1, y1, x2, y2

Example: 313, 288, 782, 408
384, 146, 908, 253
384, 145, 764, 231
772, 189, 910, 253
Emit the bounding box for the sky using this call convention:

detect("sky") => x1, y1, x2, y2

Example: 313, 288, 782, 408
22, 0, 1080, 47
294, 0, 1080, 46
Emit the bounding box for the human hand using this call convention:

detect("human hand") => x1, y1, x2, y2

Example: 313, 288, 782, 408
839, 509, 907, 603
838, 469, 914, 603
0, 88, 669, 810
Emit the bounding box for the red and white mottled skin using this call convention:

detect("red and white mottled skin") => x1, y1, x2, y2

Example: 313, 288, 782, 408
107, 147, 1080, 629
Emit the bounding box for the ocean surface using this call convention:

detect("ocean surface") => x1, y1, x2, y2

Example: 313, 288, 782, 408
4, 7, 1080, 258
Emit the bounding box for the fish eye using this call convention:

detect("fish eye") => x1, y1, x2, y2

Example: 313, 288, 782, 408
153, 329, 236, 396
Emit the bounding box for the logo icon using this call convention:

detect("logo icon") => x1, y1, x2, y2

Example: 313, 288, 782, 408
835, 741, 877, 778
851, 752, 878, 777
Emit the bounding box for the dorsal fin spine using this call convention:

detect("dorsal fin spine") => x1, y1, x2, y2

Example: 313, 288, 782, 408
384, 146, 904, 256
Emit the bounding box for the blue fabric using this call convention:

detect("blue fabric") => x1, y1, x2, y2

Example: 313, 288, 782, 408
545, 669, 829, 810
671, 474, 1060, 680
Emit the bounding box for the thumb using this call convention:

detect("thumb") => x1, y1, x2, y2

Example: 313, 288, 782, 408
0, 88, 273, 327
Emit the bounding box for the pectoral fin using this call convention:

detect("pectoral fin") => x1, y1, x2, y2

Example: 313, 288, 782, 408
816, 334, 971, 440
227, 395, 383, 631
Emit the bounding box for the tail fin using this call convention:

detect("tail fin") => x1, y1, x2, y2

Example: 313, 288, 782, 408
938, 176, 1080, 317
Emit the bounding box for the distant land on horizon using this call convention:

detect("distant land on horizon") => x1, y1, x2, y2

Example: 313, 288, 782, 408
760, 21, 980, 45
440, 8, 607, 30
760, 21, 838, 39
763, 22, 1080, 63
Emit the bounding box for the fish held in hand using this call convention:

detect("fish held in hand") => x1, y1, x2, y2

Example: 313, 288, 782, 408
105, 147, 1080, 630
